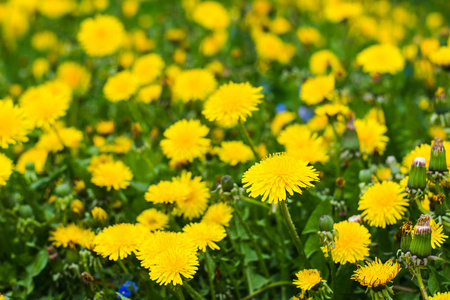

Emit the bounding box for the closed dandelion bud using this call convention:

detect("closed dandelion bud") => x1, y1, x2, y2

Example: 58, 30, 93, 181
400, 221, 413, 252
359, 169, 373, 183
319, 215, 334, 232
428, 138, 448, 174
434, 87, 449, 115
341, 113, 360, 151
410, 215, 432, 258
407, 157, 427, 192
70, 199, 84, 217
430, 193, 446, 216
92, 207, 108, 224
221, 175, 234, 192
55, 183, 72, 197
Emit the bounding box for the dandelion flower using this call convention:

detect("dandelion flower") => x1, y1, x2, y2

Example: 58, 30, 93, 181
271, 111, 297, 135
91, 160, 133, 191
430, 47, 450, 67
300, 75, 335, 105
431, 218, 448, 249
172, 69, 217, 102
355, 118, 389, 156
203, 82, 263, 128
56, 61, 91, 92
92, 207, 108, 223
16, 148, 48, 174
173, 171, 210, 219
137, 208, 169, 232
358, 181, 408, 228
77, 15, 125, 57
49, 224, 93, 248
216, 141, 254, 166
37, 125, 83, 152
429, 292, 450, 300
0, 99, 31, 148
0, 153, 13, 187
242, 153, 319, 204
351, 258, 401, 288
103, 71, 139, 102
331, 221, 371, 264
309, 50, 344, 76
293, 269, 323, 291
356, 44, 405, 75
183, 222, 226, 252
160, 119, 211, 164
202, 203, 233, 227
192, 1, 230, 30
137, 84, 162, 103
402, 144, 431, 172
132, 53, 165, 85
145, 180, 189, 204
94, 223, 143, 260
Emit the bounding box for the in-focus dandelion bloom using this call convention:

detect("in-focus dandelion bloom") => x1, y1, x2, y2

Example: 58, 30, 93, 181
49, 224, 94, 248
293, 269, 323, 291
356, 44, 405, 74
173, 171, 210, 219
77, 15, 125, 57
94, 223, 143, 260
355, 118, 389, 156
16, 148, 48, 174
160, 119, 211, 164
192, 1, 230, 30
0, 153, 13, 187
429, 292, 450, 300
145, 180, 189, 204
90, 160, 133, 191
351, 258, 401, 288
172, 69, 217, 102
0, 99, 31, 148
430, 218, 448, 249
103, 71, 139, 102
358, 181, 408, 228
132, 53, 165, 85
183, 222, 226, 252
137, 208, 169, 232
332, 221, 371, 264
242, 153, 319, 204
203, 82, 263, 128
202, 202, 233, 227
300, 75, 335, 105
216, 141, 254, 166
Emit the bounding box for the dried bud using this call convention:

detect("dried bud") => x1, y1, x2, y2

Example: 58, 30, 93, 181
430, 193, 447, 216
348, 215, 362, 223
319, 215, 334, 232
336, 178, 346, 188
400, 221, 413, 252
410, 215, 432, 258
428, 138, 448, 174
407, 157, 427, 192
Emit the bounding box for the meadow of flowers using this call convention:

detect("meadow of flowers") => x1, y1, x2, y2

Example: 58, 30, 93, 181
1, 0, 450, 299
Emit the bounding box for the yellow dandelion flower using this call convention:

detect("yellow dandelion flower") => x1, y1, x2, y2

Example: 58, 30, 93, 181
351, 258, 401, 288
375, 167, 391, 181
183, 222, 226, 252
38, 0, 75, 19
137, 208, 169, 232
356, 44, 405, 75
402, 144, 431, 173
132, 53, 165, 85
77, 15, 125, 57
103, 71, 139, 102
355, 118, 389, 156
90, 160, 133, 191
200, 30, 229, 57
49, 224, 93, 248
203, 82, 263, 128
296, 26, 322, 46
278, 124, 329, 164
358, 181, 408, 228
271, 111, 297, 135
429, 292, 450, 300
192, 1, 230, 30
242, 153, 319, 204
37, 125, 83, 152
56, 61, 91, 92
309, 50, 344, 76
32, 58, 50, 79
94, 223, 143, 260
137, 84, 162, 103
431, 218, 448, 249
253, 31, 296, 64
293, 269, 323, 291
216, 141, 254, 166
71, 199, 84, 216
16, 148, 48, 174
173, 171, 210, 219
315, 103, 350, 118
430, 47, 450, 67
202, 202, 233, 227
96, 120, 115, 135
100, 136, 133, 154
145, 180, 189, 204
172, 69, 217, 102
92, 207, 108, 223
0, 98, 31, 148
160, 119, 211, 164
331, 221, 371, 264
87, 154, 114, 173
300, 75, 335, 105
0, 153, 13, 187
32, 31, 58, 51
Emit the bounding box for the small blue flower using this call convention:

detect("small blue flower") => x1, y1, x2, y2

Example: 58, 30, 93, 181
118, 286, 131, 298
124, 280, 139, 291
275, 103, 287, 113
298, 106, 314, 122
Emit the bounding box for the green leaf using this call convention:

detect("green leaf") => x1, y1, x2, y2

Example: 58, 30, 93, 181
428, 268, 441, 295
26, 249, 48, 277
116, 293, 132, 300
302, 199, 331, 235
304, 234, 320, 258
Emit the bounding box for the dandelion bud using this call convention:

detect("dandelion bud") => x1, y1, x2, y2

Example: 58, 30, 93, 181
341, 113, 360, 151
92, 207, 108, 224
221, 175, 234, 192
319, 215, 334, 232
407, 157, 427, 192
70, 199, 85, 217
428, 138, 448, 174
430, 193, 447, 216
386, 156, 401, 175
54, 183, 72, 197
359, 169, 373, 183
410, 215, 432, 258
400, 221, 413, 252
434, 87, 448, 115
25, 162, 35, 172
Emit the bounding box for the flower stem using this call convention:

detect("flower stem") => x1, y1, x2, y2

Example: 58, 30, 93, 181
415, 267, 429, 300
117, 259, 129, 274
279, 200, 309, 268
414, 197, 429, 215
241, 281, 291, 300
331, 121, 341, 177
328, 255, 336, 294
238, 120, 260, 161
204, 250, 216, 300
183, 281, 207, 300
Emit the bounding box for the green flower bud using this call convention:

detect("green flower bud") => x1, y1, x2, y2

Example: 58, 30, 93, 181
407, 157, 427, 192
359, 169, 373, 183
410, 215, 432, 258
434, 88, 449, 115
319, 215, 334, 232
221, 175, 234, 192
25, 162, 35, 171
341, 114, 360, 151
54, 183, 72, 197
428, 138, 448, 174
430, 193, 447, 216
400, 221, 413, 252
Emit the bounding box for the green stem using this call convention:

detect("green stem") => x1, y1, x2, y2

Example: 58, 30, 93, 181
238, 120, 260, 161
415, 267, 429, 300
176, 287, 185, 300
183, 281, 207, 300
331, 122, 341, 177
240, 195, 271, 210
279, 200, 309, 268
204, 250, 216, 300
117, 259, 129, 274
415, 197, 429, 215
241, 281, 292, 300
232, 202, 270, 278
328, 255, 336, 295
